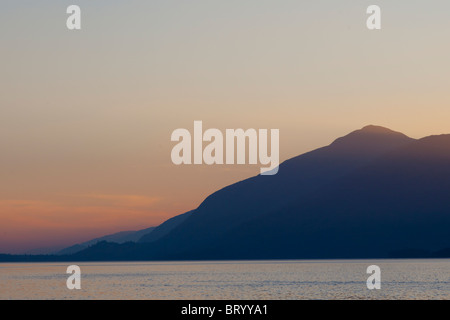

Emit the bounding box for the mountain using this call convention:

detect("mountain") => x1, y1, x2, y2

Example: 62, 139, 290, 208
142, 125, 416, 259
56, 226, 156, 255
72, 124, 450, 260
206, 133, 450, 259
2, 125, 449, 262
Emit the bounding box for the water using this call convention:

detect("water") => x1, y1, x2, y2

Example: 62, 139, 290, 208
0, 260, 448, 300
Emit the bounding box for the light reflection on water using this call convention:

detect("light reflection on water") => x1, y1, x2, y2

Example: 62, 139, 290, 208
0, 260, 448, 300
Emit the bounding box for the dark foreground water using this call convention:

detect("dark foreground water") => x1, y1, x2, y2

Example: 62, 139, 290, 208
0, 259, 448, 299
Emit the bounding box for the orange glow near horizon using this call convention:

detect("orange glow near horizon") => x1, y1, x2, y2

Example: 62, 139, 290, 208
0, 197, 173, 253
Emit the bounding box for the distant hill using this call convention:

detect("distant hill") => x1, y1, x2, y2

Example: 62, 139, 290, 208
2, 125, 449, 262
56, 227, 156, 255
57, 209, 194, 255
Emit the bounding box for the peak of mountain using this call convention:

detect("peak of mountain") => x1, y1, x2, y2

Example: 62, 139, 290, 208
360, 125, 403, 134
328, 125, 414, 156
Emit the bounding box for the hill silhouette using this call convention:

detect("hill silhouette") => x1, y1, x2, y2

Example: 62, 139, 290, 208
1, 125, 449, 262
56, 226, 156, 255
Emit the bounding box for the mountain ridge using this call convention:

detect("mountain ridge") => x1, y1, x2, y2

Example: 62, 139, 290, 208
1, 125, 449, 261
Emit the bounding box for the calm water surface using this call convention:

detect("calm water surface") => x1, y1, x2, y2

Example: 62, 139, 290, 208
0, 260, 448, 299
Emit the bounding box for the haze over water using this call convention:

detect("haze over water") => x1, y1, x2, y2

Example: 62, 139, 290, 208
1, 260, 448, 300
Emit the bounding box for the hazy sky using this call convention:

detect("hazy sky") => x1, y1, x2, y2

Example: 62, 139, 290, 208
1, 1, 450, 253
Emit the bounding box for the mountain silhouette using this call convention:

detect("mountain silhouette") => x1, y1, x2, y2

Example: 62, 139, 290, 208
1, 125, 449, 262
56, 226, 156, 255
206, 133, 450, 259
131, 125, 421, 259
54, 210, 193, 255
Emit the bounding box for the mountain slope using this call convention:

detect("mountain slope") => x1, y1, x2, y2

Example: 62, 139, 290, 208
180, 133, 450, 259
139, 211, 193, 243
132, 125, 416, 258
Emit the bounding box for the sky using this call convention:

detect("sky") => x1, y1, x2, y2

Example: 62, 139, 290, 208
1, 1, 450, 253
